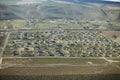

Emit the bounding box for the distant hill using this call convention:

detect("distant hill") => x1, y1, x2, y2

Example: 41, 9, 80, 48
0, 4, 21, 20
0, 0, 22, 4
0, 2, 120, 21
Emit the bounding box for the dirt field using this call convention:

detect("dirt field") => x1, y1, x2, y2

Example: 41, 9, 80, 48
1, 58, 120, 74
102, 31, 120, 44
0, 62, 120, 80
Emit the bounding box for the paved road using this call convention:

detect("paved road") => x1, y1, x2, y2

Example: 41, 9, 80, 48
3, 57, 107, 59
0, 32, 10, 57
0, 58, 3, 69
102, 57, 120, 63
102, 57, 120, 69
0, 32, 10, 69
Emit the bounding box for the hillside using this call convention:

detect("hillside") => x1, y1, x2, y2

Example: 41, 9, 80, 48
0, 4, 21, 20
0, 2, 120, 21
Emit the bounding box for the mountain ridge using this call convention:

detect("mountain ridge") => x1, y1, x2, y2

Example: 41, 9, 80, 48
0, 2, 120, 21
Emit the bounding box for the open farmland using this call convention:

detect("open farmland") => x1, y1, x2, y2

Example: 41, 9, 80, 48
0, 61, 120, 80
0, 56, 120, 80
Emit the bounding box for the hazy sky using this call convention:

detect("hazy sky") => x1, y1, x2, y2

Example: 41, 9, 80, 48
104, 0, 120, 2
18, 0, 120, 2
20, 0, 120, 2
0, 0, 120, 4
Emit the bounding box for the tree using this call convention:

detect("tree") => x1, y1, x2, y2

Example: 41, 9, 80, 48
112, 35, 117, 39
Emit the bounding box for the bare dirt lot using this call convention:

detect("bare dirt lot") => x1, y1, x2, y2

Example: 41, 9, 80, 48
102, 31, 120, 44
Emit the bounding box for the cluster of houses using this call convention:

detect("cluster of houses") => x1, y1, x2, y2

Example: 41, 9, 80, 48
5, 29, 120, 57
